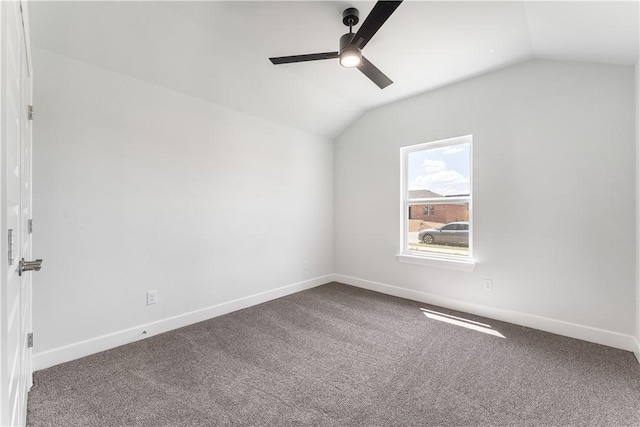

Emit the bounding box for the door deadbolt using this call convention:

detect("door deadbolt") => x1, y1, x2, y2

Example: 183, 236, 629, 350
19, 258, 42, 276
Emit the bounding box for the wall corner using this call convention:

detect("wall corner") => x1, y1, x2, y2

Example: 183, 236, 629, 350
636, 58, 640, 357
635, 58, 640, 362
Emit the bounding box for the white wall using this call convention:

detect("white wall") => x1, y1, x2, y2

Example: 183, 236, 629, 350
32, 51, 638, 367
32, 48, 334, 364
335, 60, 636, 346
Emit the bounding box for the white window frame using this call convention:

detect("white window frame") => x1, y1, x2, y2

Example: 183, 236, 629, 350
396, 135, 475, 271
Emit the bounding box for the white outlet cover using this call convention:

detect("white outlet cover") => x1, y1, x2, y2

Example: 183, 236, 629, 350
146, 290, 158, 305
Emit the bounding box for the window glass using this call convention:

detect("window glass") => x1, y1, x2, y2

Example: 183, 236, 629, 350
407, 144, 470, 197
402, 136, 472, 261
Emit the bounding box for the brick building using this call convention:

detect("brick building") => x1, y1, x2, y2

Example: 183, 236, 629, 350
408, 190, 468, 223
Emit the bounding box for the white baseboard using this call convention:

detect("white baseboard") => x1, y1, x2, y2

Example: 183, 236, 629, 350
34, 274, 640, 370
33, 275, 332, 371
335, 274, 639, 353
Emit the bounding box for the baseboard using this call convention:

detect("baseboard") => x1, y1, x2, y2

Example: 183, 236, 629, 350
33, 275, 332, 371
33, 274, 639, 370
334, 274, 638, 353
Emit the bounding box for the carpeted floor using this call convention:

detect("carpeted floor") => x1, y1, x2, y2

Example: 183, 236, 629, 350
27, 282, 640, 426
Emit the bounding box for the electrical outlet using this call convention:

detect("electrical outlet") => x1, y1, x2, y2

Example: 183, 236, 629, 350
303, 260, 308, 271
146, 290, 158, 305
483, 279, 493, 292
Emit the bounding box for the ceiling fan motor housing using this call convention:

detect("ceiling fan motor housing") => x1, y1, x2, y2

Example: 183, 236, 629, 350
339, 32, 362, 68
340, 33, 356, 51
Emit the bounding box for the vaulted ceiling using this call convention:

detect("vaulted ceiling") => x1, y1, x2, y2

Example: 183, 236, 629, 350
29, 1, 639, 139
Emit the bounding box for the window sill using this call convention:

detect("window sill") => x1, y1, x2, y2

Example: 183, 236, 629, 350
395, 253, 476, 272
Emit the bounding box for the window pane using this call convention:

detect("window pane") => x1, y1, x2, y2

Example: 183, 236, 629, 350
407, 203, 469, 257
407, 142, 470, 197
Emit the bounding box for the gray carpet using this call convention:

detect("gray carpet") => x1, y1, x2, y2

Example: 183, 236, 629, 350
27, 282, 640, 426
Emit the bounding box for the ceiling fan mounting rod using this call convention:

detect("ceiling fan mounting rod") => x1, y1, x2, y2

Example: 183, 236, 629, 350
342, 7, 359, 35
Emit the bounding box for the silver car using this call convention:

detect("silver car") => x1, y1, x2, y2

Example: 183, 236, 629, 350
418, 221, 469, 246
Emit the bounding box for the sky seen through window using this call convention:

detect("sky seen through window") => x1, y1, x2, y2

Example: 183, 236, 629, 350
408, 143, 470, 196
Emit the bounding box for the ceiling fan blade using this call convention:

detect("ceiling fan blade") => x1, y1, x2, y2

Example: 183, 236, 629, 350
357, 56, 393, 89
351, 1, 403, 49
269, 52, 339, 65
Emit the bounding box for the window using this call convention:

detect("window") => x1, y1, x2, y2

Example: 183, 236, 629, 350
399, 135, 472, 266
422, 206, 434, 216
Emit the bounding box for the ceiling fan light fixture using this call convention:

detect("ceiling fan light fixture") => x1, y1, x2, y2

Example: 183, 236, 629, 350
339, 46, 361, 68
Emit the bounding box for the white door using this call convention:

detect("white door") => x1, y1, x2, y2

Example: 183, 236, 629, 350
1, 1, 34, 426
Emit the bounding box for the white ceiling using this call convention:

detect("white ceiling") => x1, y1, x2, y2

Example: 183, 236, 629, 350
29, 1, 639, 139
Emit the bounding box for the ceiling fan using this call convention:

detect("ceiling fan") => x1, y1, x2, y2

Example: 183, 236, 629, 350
269, 1, 403, 89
